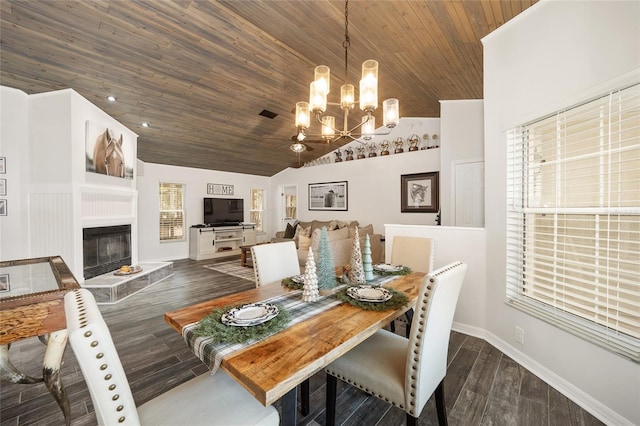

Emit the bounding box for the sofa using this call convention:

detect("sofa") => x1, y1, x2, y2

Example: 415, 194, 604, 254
271, 220, 383, 268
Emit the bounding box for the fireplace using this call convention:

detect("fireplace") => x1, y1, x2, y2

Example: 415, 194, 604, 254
83, 225, 132, 280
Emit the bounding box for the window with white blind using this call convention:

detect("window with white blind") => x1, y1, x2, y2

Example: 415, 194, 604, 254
506, 83, 640, 361
159, 182, 186, 242
250, 189, 265, 232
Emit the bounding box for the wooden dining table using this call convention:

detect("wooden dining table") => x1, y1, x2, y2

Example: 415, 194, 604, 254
164, 272, 426, 426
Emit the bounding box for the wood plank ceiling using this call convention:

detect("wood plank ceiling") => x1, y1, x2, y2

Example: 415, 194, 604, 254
0, 0, 537, 176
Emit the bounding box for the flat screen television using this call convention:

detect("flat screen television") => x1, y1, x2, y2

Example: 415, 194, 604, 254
203, 198, 244, 226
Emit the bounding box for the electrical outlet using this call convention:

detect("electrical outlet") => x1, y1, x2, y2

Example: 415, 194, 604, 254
515, 326, 524, 344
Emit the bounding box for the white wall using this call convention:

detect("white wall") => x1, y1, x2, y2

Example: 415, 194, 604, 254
483, 1, 640, 424
270, 148, 441, 236
0, 87, 30, 260
137, 162, 269, 262
269, 117, 444, 235
439, 100, 484, 226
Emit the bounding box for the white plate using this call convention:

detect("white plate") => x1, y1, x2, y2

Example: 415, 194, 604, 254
373, 263, 403, 272
346, 286, 393, 303
291, 274, 305, 284
221, 303, 279, 326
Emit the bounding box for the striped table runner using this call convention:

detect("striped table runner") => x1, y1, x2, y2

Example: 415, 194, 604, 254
182, 274, 400, 374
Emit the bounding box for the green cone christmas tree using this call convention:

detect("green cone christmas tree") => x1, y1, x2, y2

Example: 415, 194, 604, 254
316, 227, 337, 289
349, 227, 366, 284
363, 234, 374, 281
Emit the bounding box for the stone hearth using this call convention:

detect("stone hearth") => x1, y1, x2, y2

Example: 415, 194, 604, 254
82, 262, 173, 304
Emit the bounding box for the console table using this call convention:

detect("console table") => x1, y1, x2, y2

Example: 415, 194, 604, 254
189, 224, 257, 260
0, 256, 80, 426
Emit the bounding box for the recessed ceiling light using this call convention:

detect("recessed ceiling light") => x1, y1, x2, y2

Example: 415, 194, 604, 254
141, 122, 150, 128
106, 95, 117, 102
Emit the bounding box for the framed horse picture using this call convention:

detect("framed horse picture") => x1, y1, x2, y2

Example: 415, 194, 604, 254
85, 121, 134, 179
400, 172, 439, 213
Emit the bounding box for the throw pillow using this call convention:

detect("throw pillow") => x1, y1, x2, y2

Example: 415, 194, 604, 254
330, 226, 350, 240
358, 224, 374, 236
292, 225, 311, 248
310, 229, 322, 250
310, 226, 350, 250
349, 224, 374, 238
293, 225, 311, 240
328, 220, 338, 230
310, 220, 333, 234
284, 222, 297, 239
336, 220, 356, 229
298, 234, 311, 251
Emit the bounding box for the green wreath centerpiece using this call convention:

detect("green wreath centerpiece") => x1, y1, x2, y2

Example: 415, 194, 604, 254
281, 275, 342, 290
281, 277, 303, 290
192, 304, 291, 345
373, 265, 412, 276
335, 285, 410, 311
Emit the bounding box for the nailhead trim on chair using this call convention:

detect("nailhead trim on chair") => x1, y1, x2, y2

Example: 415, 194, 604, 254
71, 289, 129, 424
324, 370, 406, 410
251, 246, 264, 287
404, 261, 464, 416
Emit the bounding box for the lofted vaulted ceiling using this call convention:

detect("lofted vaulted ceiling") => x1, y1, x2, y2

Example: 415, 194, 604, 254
1, 0, 537, 176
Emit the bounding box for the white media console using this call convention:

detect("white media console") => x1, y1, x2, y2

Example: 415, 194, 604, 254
189, 224, 257, 260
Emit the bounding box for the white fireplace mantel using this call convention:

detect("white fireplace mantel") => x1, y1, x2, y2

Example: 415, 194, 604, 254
13, 88, 139, 282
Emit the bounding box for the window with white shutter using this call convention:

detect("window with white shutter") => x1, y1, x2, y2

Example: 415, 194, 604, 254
506, 83, 640, 361
250, 189, 265, 232
159, 182, 186, 242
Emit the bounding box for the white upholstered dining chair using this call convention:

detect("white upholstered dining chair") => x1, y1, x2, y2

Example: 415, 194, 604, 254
325, 261, 467, 426
251, 241, 300, 287
64, 289, 279, 426
250, 240, 312, 415
390, 236, 435, 336
391, 236, 435, 273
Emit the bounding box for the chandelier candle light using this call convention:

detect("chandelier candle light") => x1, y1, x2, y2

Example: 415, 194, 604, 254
291, 0, 399, 153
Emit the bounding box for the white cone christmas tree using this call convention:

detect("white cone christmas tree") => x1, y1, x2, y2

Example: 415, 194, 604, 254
317, 227, 337, 289
302, 247, 319, 302
363, 234, 374, 281
349, 227, 366, 284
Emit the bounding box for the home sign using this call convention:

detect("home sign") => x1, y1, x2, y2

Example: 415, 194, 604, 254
207, 183, 234, 195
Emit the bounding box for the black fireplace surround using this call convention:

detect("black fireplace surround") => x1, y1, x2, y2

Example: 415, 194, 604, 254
83, 225, 131, 280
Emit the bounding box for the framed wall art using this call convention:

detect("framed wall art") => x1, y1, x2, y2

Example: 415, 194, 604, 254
0, 179, 5, 196
309, 181, 348, 211
85, 121, 134, 179
0, 157, 5, 174
0, 274, 9, 292
0, 199, 6, 216
401, 172, 439, 213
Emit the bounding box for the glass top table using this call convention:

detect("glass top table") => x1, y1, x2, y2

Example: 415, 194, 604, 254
0, 256, 80, 426
0, 256, 79, 304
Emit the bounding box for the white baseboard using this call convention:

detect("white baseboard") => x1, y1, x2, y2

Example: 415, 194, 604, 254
451, 322, 632, 426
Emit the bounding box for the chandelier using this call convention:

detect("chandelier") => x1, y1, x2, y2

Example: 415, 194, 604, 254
291, 0, 399, 153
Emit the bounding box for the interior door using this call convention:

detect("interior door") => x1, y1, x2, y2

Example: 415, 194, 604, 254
454, 161, 484, 227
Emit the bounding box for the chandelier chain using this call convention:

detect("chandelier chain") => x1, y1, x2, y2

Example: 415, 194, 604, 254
343, 0, 350, 85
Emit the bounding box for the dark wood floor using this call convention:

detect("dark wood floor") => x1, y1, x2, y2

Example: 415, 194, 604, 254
1, 257, 604, 426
